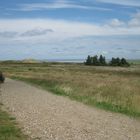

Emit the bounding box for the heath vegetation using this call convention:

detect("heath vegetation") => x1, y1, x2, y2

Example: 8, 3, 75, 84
0, 61, 140, 117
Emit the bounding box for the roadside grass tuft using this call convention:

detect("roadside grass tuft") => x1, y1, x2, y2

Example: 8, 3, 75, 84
0, 104, 28, 140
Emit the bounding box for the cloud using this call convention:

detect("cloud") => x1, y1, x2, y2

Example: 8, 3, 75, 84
97, 0, 140, 7
17, 1, 90, 11
15, 0, 111, 11
0, 31, 18, 38
21, 28, 53, 37
0, 28, 53, 39
108, 19, 125, 27
128, 12, 140, 27
102, 51, 108, 55
0, 13, 140, 46
115, 48, 140, 53
129, 49, 140, 52
106, 12, 140, 28
0, 17, 140, 42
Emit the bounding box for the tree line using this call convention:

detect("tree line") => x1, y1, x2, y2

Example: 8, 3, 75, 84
85, 55, 130, 67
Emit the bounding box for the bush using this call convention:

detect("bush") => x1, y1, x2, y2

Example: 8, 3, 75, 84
0, 72, 5, 83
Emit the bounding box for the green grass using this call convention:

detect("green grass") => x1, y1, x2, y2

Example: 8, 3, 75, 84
1, 62, 140, 118
0, 104, 28, 140
12, 76, 140, 118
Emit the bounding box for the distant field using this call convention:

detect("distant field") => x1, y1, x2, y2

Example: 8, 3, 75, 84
0, 62, 140, 117
128, 59, 140, 65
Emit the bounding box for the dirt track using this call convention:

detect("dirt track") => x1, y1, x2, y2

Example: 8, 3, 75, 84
1, 78, 140, 140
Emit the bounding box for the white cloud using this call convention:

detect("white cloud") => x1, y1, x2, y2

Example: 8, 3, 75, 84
108, 19, 125, 27
97, 0, 140, 7
0, 16, 140, 46
15, 0, 111, 11
102, 51, 109, 55
19, 3, 88, 11
128, 12, 140, 27
106, 12, 140, 28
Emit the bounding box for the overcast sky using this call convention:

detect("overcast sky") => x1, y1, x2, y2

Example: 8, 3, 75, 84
0, 0, 140, 60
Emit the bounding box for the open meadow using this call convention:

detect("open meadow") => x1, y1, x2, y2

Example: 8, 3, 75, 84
0, 62, 140, 117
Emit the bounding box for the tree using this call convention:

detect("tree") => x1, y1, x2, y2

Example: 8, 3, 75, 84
85, 55, 92, 65
99, 55, 106, 66
120, 58, 130, 67
85, 55, 106, 66
110, 57, 116, 66
92, 55, 99, 66
85, 55, 130, 67
110, 57, 129, 67
110, 57, 120, 66
116, 57, 121, 66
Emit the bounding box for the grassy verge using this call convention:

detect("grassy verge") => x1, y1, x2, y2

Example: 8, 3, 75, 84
0, 104, 28, 140
12, 76, 140, 118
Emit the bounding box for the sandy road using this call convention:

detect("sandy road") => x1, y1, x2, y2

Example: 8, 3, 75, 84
1, 78, 140, 140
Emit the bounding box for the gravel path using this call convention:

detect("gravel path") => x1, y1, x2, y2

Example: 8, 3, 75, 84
1, 78, 140, 140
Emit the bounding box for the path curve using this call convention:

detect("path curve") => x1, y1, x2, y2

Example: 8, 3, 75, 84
1, 78, 140, 140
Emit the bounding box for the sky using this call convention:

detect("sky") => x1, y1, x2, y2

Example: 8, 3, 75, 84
0, 0, 140, 60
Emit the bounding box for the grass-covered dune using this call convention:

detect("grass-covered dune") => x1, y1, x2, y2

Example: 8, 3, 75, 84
0, 62, 140, 117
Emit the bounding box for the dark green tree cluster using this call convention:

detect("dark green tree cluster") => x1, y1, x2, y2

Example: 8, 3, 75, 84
110, 57, 130, 66
85, 55, 106, 66
85, 55, 130, 67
